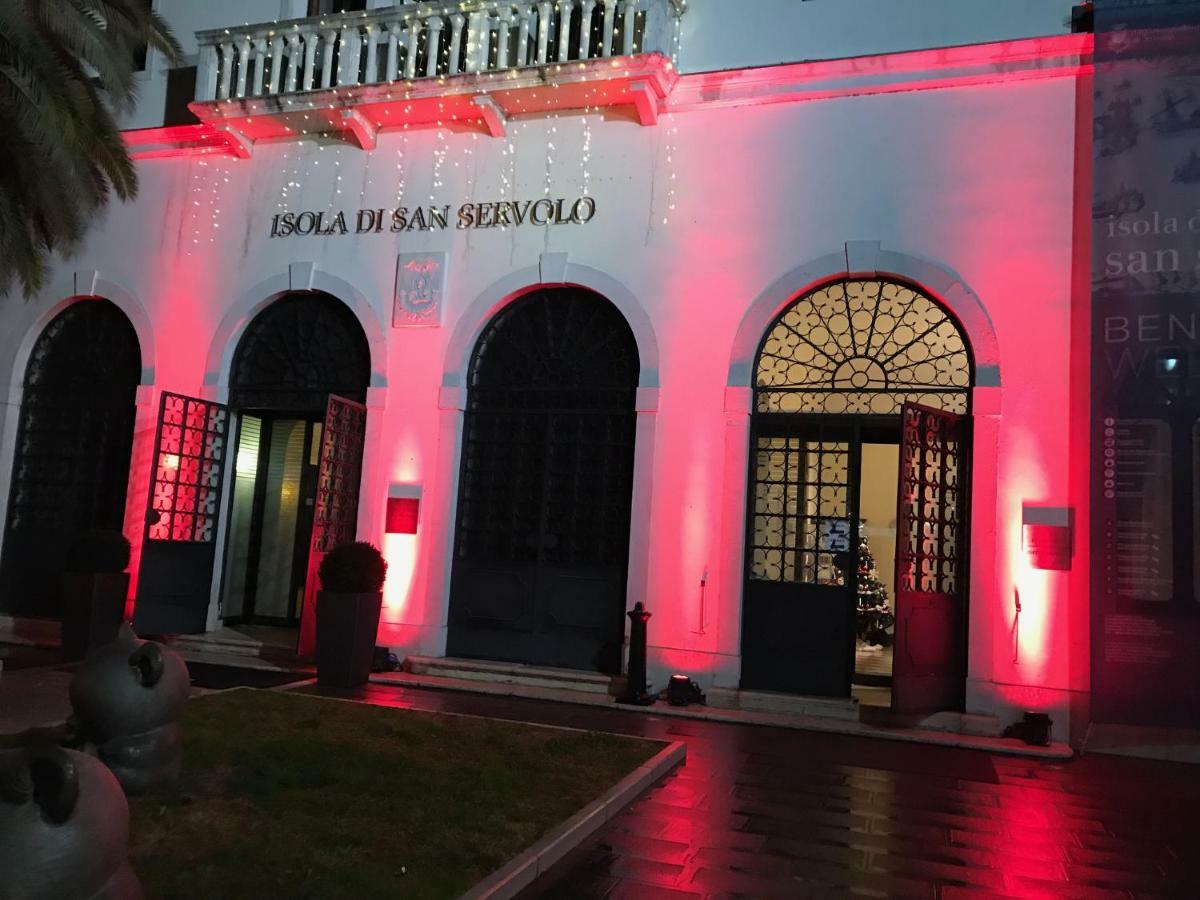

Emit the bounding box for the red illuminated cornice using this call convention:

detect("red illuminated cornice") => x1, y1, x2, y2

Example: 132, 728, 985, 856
125, 34, 1093, 161
668, 33, 1093, 112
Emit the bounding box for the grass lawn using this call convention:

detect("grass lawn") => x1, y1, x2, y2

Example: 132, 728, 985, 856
128, 688, 662, 899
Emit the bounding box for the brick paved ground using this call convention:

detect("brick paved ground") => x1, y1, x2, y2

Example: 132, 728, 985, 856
308, 682, 1200, 899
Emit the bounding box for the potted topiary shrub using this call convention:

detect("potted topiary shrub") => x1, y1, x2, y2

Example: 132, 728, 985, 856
316, 541, 388, 688
61, 530, 131, 662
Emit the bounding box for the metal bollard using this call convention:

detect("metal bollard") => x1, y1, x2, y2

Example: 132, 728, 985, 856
618, 602, 655, 705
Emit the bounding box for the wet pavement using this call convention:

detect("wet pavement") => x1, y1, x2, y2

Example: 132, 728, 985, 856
308, 681, 1200, 899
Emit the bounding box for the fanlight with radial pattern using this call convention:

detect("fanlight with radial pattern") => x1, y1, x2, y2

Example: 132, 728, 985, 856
756, 280, 972, 415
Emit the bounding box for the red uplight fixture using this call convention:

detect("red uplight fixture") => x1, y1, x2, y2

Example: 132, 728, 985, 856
386, 497, 419, 534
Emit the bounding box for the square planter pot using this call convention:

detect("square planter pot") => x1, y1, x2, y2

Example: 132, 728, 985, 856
316, 590, 383, 688
60, 572, 130, 662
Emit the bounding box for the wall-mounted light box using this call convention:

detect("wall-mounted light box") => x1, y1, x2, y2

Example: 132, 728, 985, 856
386, 484, 421, 534
1022, 505, 1073, 571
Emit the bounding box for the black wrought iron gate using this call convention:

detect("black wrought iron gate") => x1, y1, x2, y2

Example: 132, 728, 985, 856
0, 300, 140, 617
446, 290, 639, 674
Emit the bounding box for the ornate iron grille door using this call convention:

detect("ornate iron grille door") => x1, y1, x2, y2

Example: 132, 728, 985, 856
134, 392, 229, 634
447, 289, 639, 674
892, 402, 970, 714
741, 419, 860, 696
743, 278, 973, 700
0, 300, 140, 617
297, 394, 367, 657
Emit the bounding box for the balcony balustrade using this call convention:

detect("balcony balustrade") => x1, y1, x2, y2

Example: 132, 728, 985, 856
195, 0, 683, 103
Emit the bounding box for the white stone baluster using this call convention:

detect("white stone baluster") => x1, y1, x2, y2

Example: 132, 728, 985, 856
385, 24, 400, 80
196, 43, 218, 100
601, 0, 617, 57
494, 7, 513, 68
516, 6, 534, 66
251, 38, 267, 95
425, 17, 444, 77
362, 25, 379, 83
218, 42, 235, 99
235, 37, 251, 97
578, 0, 596, 60
557, 0, 575, 62
286, 33, 303, 92
320, 29, 338, 88
337, 25, 362, 85
535, 2, 552, 64
621, 0, 638, 55
302, 30, 320, 90
464, 12, 487, 72
448, 13, 466, 73
268, 35, 286, 95
403, 23, 420, 79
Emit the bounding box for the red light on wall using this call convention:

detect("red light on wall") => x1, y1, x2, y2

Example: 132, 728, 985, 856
386, 497, 419, 534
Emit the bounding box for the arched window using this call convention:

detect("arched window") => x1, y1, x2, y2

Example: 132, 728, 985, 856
756, 279, 972, 415
230, 292, 370, 414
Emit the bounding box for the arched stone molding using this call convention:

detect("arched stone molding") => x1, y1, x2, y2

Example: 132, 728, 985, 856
441, 256, 661, 391
727, 243, 1002, 391
7, 270, 156, 390
202, 263, 388, 403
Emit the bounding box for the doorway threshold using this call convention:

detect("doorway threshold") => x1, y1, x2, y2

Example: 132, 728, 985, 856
164, 625, 303, 672
372, 665, 1071, 759
707, 687, 858, 721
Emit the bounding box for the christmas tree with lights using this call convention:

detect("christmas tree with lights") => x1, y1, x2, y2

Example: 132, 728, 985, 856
856, 522, 894, 647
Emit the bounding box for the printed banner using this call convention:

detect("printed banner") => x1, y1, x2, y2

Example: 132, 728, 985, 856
1092, 0, 1200, 726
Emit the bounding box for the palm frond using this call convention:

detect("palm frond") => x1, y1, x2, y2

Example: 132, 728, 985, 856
0, 0, 179, 298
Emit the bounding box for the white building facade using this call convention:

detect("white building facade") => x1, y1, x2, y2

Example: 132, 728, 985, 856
0, 0, 1098, 741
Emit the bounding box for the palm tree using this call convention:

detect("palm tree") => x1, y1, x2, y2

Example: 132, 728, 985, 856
0, 0, 181, 298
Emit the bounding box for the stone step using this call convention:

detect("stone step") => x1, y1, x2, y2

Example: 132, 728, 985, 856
707, 687, 861, 721
165, 632, 299, 666
0, 615, 61, 648
167, 636, 269, 658
920, 711, 1003, 737
404, 656, 626, 696
858, 704, 1002, 736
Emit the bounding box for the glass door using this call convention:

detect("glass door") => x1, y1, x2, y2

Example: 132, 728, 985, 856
741, 417, 860, 697
221, 415, 322, 625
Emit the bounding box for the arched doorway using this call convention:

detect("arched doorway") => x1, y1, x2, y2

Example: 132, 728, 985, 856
220, 292, 371, 630
447, 287, 640, 673
741, 278, 973, 712
0, 300, 140, 616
